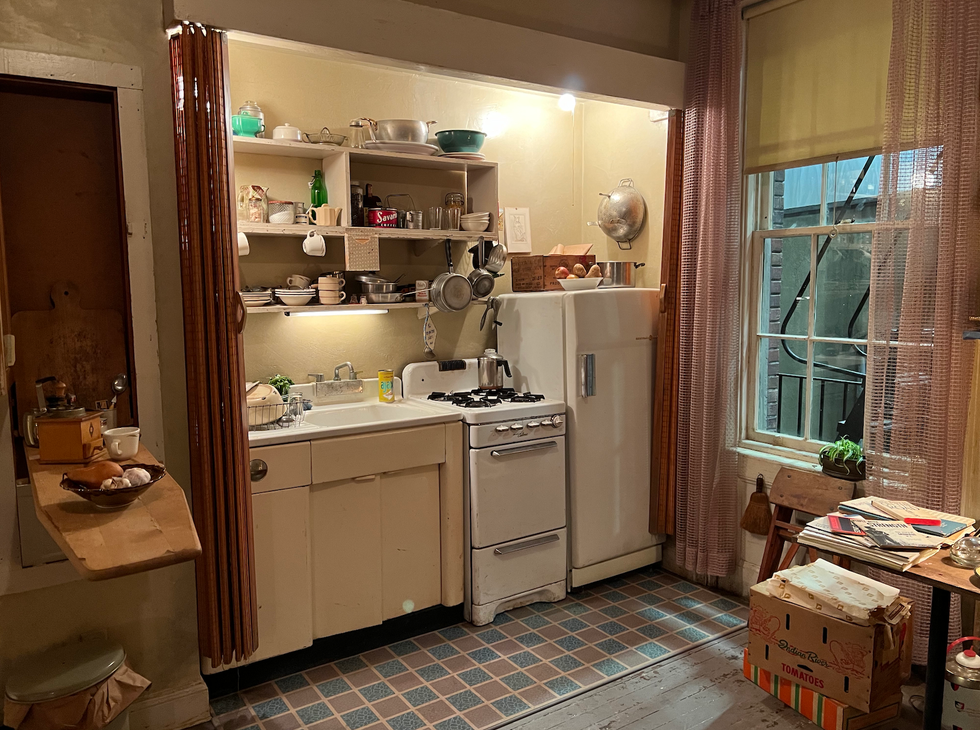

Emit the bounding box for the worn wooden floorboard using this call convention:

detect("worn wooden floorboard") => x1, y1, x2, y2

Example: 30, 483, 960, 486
508, 629, 923, 730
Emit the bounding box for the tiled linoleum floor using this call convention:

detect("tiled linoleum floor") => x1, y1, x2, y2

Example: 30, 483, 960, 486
208, 566, 748, 730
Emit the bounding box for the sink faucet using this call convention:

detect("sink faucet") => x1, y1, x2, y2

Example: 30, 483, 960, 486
333, 362, 357, 381
308, 373, 325, 383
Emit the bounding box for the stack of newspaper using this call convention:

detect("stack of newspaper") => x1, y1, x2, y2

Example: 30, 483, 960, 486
797, 497, 975, 571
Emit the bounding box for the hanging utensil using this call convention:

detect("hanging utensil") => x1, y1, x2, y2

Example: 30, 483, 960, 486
429, 239, 473, 313
485, 242, 508, 274
587, 178, 647, 250
480, 297, 502, 331
466, 236, 495, 298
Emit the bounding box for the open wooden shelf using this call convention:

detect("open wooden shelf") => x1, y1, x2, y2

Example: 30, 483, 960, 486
247, 303, 426, 314
238, 222, 496, 242
232, 136, 496, 170
26, 445, 202, 581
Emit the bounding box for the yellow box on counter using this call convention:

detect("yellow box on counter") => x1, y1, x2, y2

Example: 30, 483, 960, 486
747, 582, 913, 713
742, 649, 902, 730
510, 255, 597, 292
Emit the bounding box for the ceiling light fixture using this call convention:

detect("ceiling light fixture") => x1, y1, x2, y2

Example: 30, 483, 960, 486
284, 309, 389, 317
558, 93, 576, 112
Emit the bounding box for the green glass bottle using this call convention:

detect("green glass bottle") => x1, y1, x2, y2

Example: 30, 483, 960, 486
310, 169, 328, 207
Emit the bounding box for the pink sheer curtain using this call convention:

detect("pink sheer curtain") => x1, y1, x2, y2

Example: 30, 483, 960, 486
865, 0, 980, 663
675, 0, 742, 578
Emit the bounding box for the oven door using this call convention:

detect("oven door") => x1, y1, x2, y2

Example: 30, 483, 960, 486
469, 436, 566, 548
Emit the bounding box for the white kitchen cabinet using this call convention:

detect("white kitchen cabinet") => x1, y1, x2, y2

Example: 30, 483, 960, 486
381, 465, 442, 620
310, 474, 383, 639
250, 485, 313, 662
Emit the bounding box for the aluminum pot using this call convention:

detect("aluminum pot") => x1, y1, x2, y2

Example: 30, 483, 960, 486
477, 349, 511, 389
365, 292, 405, 304
597, 261, 645, 288
588, 178, 647, 249
375, 119, 436, 144
430, 239, 473, 312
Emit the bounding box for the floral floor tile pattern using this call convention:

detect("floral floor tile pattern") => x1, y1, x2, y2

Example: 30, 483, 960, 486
209, 566, 747, 730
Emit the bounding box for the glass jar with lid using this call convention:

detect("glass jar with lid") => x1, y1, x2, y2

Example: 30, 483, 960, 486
238, 101, 265, 138
445, 192, 465, 211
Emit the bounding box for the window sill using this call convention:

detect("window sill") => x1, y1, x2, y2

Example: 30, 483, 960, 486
736, 440, 820, 473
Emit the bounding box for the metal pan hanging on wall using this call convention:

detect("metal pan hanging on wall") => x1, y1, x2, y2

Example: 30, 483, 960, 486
588, 177, 647, 250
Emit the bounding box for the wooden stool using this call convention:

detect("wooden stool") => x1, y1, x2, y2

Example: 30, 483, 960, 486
757, 467, 856, 582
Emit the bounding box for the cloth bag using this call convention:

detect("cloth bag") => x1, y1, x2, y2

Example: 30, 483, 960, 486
4, 661, 150, 730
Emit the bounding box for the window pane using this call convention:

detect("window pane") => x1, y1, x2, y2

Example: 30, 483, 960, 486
825, 156, 881, 224
809, 342, 866, 443
814, 231, 871, 339
762, 235, 810, 337
777, 162, 823, 229
757, 337, 808, 438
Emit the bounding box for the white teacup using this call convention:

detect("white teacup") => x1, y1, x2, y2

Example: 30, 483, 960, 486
317, 277, 345, 290
105, 426, 140, 462
286, 274, 311, 289
303, 231, 326, 256
319, 291, 347, 304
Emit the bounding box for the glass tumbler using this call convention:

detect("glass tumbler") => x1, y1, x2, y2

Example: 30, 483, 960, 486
446, 207, 461, 230
427, 206, 445, 229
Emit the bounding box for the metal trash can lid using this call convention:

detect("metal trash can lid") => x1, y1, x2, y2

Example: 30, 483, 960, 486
5, 637, 126, 703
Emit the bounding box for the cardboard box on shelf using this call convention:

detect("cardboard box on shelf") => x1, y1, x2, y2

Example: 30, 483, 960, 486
510, 255, 597, 292
747, 582, 913, 713
743, 649, 902, 730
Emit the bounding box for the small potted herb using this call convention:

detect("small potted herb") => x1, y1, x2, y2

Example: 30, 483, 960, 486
819, 437, 866, 481
268, 374, 294, 397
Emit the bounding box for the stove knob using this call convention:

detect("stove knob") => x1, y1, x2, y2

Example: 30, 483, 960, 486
510, 423, 524, 431
527, 421, 540, 428
549, 415, 564, 428
495, 425, 510, 433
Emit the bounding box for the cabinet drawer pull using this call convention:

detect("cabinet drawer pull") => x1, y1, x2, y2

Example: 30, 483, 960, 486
491, 441, 557, 458
352, 474, 377, 482
494, 533, 560, 555
250, 459, 268, 481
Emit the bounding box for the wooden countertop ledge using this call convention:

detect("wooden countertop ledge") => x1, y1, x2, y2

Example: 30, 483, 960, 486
26, 444, 202, 581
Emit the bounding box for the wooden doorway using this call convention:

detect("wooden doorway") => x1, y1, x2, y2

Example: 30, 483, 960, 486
0, 75, 138, 476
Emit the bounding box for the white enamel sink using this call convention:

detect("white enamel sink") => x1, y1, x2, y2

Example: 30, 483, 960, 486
303, 400, 447, 429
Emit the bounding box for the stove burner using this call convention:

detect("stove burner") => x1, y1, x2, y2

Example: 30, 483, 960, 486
427, 392, 451, 401
508, 393, 544, 403
424, 388, 547, 408
462, 400, 492, 408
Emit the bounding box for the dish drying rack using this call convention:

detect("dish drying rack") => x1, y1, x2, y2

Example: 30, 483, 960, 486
247, 398, 312, 431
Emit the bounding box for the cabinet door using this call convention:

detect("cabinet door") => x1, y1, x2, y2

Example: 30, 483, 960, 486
251, 486, 312, 662
381, 465, 442, 620
310, 474, 382, 639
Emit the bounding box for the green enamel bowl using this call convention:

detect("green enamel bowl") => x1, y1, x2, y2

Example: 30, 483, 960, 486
435, 129, 486, 154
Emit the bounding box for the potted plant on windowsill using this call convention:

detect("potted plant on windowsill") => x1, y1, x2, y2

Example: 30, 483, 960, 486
819, 437, 866, 481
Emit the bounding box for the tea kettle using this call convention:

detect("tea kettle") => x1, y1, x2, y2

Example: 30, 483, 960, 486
477, 349, 511, 390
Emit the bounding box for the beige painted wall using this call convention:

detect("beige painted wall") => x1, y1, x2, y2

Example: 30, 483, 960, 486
0, 0, 202, 715
229, 41, 667, 385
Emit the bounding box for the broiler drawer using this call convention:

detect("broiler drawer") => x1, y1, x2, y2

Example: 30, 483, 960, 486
471, 529, 566, 605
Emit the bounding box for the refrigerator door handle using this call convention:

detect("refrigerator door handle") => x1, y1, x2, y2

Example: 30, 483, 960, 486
579, 353, 596, 398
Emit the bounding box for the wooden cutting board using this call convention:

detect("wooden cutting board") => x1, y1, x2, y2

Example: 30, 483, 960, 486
11, 281, 130, 426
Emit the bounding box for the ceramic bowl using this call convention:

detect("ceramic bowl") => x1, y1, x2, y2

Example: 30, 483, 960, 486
61, 463, 166, 509
277, 292, 314, 306
461, 219, 490, 232
559, 277, 603, 291
436, 129, 486, 153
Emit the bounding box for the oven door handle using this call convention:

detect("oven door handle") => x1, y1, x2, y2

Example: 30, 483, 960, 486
490, 441, 558, 458
494, 533, 560, 555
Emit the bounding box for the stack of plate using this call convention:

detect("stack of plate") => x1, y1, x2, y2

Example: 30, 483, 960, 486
461, 212, 491, 232
275, 289, 316, 306
364, 140, 439, 156
241, 289, 273, 307
440, 151, 486, 160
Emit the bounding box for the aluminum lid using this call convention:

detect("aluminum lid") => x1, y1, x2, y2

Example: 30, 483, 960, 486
5, 637, 126, 703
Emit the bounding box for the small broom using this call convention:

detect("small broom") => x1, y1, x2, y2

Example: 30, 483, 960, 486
740, 474, 772, 535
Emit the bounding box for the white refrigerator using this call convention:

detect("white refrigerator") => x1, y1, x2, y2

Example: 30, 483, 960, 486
498, 288, 664, 588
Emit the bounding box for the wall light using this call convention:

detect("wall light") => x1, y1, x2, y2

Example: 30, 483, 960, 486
285, 309, 389, 317
481, 110, 509, 139
558, 93, 576, 112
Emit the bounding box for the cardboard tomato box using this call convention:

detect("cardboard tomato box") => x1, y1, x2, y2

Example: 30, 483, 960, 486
510, 255, 597, 292
747, 582, 913, 713
743, 649, 902, 730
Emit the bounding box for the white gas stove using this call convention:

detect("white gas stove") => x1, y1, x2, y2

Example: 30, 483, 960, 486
402, 359, 568, 625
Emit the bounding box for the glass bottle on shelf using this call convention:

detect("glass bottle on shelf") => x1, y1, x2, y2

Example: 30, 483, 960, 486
310, 170, 328, 207
364, 183, 383, 209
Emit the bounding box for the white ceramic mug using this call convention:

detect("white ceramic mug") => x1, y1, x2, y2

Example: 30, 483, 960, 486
237, 231, 250, 256
317, 277, 345, 290
286, 274, 311, 289
307, 205, 341, 226
105, 426, 140, 462
319, 291, 347, 304
303, 231, 326, 256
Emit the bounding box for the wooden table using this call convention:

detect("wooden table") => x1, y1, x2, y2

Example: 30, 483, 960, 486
26, 445, 202, 580
817, 545, 980, 730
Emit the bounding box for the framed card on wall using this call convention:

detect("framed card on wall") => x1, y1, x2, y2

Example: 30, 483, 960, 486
502, 207, 532, 253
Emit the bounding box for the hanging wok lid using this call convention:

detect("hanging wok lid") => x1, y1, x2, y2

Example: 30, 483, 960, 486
589, 178, 646, 249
